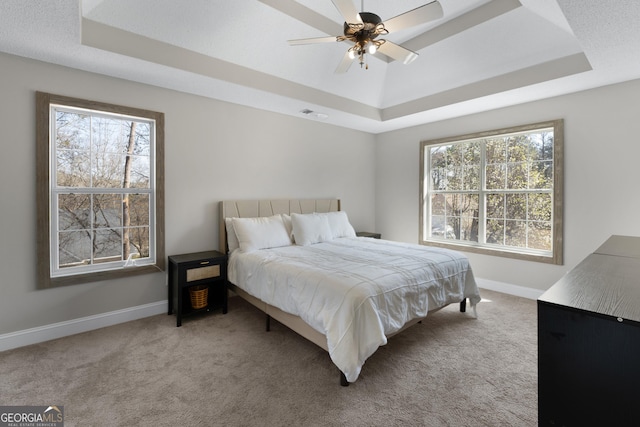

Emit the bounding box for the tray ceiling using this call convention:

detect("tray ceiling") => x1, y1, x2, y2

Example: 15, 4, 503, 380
2, 0, 640, 133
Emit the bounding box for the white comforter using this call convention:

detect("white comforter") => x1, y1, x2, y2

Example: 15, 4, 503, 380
228, 237, 480, 383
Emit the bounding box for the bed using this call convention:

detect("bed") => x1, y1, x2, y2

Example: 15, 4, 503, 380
219, 199, 481, 386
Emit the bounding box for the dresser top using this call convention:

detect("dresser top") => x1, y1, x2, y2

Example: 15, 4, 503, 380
539, 235, 640, 323
594, 234, 640, 259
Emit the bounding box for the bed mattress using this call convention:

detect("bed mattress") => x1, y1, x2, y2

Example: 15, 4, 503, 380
228, 237, 480, 382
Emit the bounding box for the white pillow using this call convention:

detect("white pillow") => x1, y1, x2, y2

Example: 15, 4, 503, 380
231, 215, 292, 252
280, 214, 294, 242
322, 211, 356, 239
225, 218, 240, 252
291, 212, 333, 246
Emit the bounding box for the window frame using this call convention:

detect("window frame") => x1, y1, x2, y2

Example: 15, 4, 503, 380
419, 120, 563, 265
36, 92, 165, 288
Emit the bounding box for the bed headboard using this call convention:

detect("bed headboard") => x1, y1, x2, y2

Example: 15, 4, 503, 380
219, 199, 341, 253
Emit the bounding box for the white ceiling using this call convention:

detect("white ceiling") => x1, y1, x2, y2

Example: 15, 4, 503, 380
1, 0, 640, 133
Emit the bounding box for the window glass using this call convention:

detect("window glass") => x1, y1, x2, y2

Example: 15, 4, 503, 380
420, 120, 563, 264
36, 92, 165, 287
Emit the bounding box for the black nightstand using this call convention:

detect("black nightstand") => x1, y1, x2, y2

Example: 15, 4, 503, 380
168, 250, 227, 327
356, 231, 381, 239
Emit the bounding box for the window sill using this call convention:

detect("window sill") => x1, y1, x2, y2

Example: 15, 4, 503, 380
44, 263, 165, 289
420, 239, 562, 265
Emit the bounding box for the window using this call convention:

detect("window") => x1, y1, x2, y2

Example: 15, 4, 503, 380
420, 120, 563, 264
36, 92, 165, 288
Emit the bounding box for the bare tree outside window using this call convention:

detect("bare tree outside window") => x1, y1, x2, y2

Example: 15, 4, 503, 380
36, 92, 165, 288
420, 120, 563, 265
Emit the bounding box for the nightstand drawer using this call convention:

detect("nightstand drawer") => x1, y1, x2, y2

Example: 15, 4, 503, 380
356, 231, 381, 239
186, 264, 220, 282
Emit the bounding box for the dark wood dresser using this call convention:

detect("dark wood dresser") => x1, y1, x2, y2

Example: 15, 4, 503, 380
538, 235, 640, 426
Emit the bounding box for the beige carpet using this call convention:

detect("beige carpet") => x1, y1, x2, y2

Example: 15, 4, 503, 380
0, 289, 537, 426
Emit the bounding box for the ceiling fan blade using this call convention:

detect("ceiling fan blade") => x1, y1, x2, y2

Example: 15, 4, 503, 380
384, 1, 444, 33
331, 0, 361, 24
335, 50, 354, 73
377, 41, 419, 64
288, 36, 339, 45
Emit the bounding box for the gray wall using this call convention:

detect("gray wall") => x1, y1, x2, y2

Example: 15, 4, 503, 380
4, 47, 639, 336
0, 52, 376, 334
375, 79, 640, 291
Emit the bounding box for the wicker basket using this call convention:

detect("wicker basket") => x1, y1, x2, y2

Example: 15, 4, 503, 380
189, 286, 208, 310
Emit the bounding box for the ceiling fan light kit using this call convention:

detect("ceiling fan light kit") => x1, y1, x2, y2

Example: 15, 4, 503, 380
288, 0, 444, 73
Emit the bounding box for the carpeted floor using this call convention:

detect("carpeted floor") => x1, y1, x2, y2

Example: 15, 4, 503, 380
0, 289, 537, 426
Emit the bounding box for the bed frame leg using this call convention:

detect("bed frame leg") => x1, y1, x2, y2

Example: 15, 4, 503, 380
266, 314, 271, 332
340, 371, 349, 387
460, 298, 467, 313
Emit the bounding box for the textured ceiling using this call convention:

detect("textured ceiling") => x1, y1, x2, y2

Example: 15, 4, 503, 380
1, 0, 640, 133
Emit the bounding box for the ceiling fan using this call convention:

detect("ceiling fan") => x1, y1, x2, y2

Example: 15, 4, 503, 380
288, 0, 444, 72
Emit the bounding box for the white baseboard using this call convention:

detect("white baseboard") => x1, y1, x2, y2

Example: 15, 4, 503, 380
476, 278, 544, 300
0, 300, 167, 353
1, 280, 541, 352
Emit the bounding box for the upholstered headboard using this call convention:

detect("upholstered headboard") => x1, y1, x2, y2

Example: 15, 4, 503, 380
219, 199, 341, 253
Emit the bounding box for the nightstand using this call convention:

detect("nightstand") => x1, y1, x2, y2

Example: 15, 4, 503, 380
168, 250, 227, 327
356, 231, 381, 239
